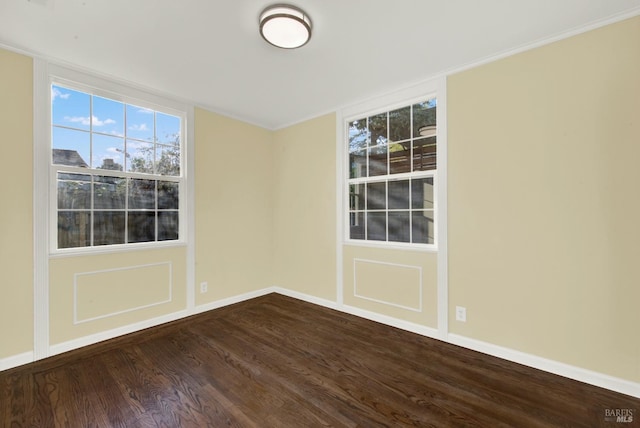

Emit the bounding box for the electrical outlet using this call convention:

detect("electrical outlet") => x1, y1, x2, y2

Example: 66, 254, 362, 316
455, 306, 467, 322
200, 282, 208, 293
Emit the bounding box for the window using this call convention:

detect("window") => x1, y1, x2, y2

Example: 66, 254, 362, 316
347, 98, 437, 246
51, 83, 184, 250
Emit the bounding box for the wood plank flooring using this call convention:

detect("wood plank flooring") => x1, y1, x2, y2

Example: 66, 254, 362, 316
1, 293, 638, 427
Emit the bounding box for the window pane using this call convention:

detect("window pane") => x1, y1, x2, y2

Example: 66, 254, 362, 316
94, 176, 126, 209
388, 211, 410, 243
158, 181, 179, 210
368, 146, 388, 176
126, 140, 155, 173
156, 144, 180, 176
349, 150, 367, 179
129, 179, 156, 209
388, 180, 409, 210
58, 173, 91, 209
52, 127, 90, 168
411, 177, 434, 209
350, 212, 365, 240
94, 212, 125, 246
389, 106, 410, 142
413, 99, 436, 138
58, 211, 91, 248
52, 86, 90, 130
158, 211, 179, 241
367, 212, 386, 241
412, 137, 437, 171
412, 210, 435, 244
369, 113, 387, 147
349, 183, 365, 211
93, 134, 124, 170
389, 142, 411, 174
126, 104, 154, 142
128, 212, 156, 243
156, 112, 180, 145
366, 182, 386, 210
93, 96, 124, 137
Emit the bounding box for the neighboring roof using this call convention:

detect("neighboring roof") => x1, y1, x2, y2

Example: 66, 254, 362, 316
53, 149, 89, 168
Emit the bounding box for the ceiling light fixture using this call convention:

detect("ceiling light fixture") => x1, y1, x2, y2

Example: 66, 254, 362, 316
259, 4, 312, 49
419, 125, 437, 138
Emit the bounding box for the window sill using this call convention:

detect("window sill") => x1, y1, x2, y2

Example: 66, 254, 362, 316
49, 240, 187, 259
343, 239, 437, 253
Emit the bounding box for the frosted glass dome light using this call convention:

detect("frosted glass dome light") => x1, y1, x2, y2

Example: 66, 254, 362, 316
260, 4, 312, 49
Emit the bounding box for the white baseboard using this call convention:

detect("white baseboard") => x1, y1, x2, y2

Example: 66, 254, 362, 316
0, 351, 34, 371
49, 288, 278, 358
341, 303, 441, 340
6, 286, 639, 399
448, 334, 640, 399
272, 287, 441, 341
272, 287, 340, 310
49, 309, 192, 357
271, 287, 640, 399
192, 287, 276, 315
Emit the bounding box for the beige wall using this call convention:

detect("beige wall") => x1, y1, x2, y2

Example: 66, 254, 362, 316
0, 49, 34, 359
194, 108, 274, 303
448, 16, 640, 382
2, 15, 639, 388
272, 114, 337, 301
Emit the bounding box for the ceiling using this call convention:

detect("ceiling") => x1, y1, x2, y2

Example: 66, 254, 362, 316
1, 0, 640, 130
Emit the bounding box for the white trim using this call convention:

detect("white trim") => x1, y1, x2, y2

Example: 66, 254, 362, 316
0, 352, 34, 372
343, 240, 437, 253
185, 105, 196, 311
353, 258, 422, 312
441, 7, 640, 80
49, 241, 188, 259
48, 69, 189, 255
46, 288, 276, 359
5, 8, 640, 132
272, 287, 341, 311
73, 262, 173, 324
50, 309, 190, 357
190, 287, 277, 315
271, 288, 640, 399
335, 111, 345, 306
7, 285, 640, 399
435, 77, 448, 341
342, 303, 440, 340
448, 334, 640, 399
341, 82, 442, 250
33, 57, 50, 361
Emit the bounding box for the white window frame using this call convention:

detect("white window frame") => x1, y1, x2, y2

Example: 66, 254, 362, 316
45, 64, 191, 256
341, 78, 446, 251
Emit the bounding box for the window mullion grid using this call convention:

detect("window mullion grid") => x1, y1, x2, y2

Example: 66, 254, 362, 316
124, 102, 129, 244
155, 180, 159, 243
385, 181, 389, 242
386, 113, 390, 243
153, 112, 158, 243
89, 95, 94, 247
409, 177, 413, 244
124, 177, 129, 244
409, 104, 414, 244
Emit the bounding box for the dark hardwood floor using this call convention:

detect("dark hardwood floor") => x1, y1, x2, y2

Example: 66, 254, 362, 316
1, 293, 638, 427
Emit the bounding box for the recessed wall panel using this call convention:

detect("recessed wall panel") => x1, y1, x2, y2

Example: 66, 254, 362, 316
354, 259, 422, 311
74, 262, 172, 324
